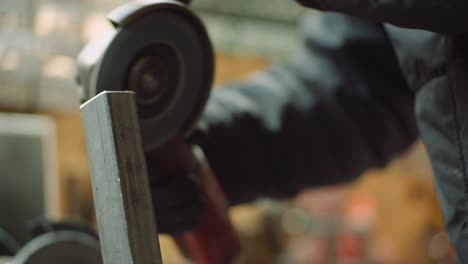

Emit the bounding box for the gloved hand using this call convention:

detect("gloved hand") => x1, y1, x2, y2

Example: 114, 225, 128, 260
146, 138, 205, 234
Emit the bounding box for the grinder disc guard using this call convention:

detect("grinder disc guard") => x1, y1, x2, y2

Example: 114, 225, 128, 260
78, 0, 213, 150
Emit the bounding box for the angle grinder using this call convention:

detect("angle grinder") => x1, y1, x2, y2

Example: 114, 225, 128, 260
77, 0, 239, 263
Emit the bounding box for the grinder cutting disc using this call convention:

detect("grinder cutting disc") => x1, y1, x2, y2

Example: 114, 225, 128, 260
78, 0, 213, 150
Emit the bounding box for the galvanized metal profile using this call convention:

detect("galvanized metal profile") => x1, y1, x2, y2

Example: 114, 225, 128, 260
81, 91, 162, 264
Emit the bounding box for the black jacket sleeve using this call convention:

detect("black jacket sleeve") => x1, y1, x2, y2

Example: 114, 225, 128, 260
198, 13, 418, 205
296, 0, 468, 33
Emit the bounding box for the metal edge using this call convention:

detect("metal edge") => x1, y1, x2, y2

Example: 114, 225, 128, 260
77, 29, 118, 102
180, 10, 214, 137
107, 0, 186, 27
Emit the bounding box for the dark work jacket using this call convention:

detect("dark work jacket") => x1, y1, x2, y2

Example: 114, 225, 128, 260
197, 1, 468, 260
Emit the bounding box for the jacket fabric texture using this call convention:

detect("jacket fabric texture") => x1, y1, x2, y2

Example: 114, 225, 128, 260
196, 1, 468, 260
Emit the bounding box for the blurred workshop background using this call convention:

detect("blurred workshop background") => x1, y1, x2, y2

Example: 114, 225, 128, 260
0, 0, 455, 263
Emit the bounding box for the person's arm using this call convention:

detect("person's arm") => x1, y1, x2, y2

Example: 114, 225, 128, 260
296, 0, 467, 33
197, 12, 418, 205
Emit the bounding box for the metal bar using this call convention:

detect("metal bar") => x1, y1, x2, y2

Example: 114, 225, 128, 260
80, 91, 162, 264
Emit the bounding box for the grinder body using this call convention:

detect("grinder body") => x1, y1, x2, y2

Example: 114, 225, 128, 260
77, 1, 239, 263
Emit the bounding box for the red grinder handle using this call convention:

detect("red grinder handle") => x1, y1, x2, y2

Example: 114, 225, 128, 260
148, 138, 240, 264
